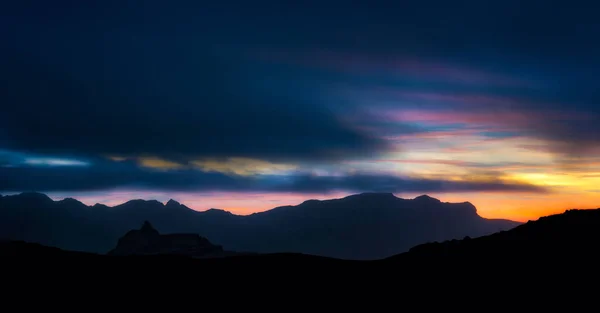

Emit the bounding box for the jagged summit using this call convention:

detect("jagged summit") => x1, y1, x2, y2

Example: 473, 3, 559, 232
166, 199, 181, 207
108, 220, 223, 257
140, 221, 158, 235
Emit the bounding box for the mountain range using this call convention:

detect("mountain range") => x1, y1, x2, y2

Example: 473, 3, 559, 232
5, 205, 598, 303
0, 192, 520, 259
5, 206, 600, 265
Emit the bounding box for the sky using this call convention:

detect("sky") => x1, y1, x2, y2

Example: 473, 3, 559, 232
2, 1, 600, 221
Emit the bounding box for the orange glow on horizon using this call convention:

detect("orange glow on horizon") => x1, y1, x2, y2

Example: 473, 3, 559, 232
42, 190, 600, 223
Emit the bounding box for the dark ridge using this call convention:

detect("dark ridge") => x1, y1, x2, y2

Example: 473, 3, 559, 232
414, 194, 441, 202
345, 192, 397, 199
13, 191, 53, 202
203, 208, 233, 215
7, 205, 600, 272
301, 199, 320, 205
387, 207, 600, 262
58, 197, 87, 207
165, 199, 181, 207
117, 199, 164, 208
0, 191, 520, 259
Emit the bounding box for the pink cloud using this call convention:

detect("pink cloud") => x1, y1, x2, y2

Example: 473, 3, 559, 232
381, 109, 531, 128
364, 90, 592, 133
384, 129, 481, 141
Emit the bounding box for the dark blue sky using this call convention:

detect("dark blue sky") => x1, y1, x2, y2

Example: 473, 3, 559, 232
1, 1, 599, 219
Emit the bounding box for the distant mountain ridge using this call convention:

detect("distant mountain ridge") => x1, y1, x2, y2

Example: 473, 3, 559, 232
0, 192, 521, 259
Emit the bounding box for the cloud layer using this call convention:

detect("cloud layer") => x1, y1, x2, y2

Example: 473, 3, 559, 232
0, 155, 545, 194
1, 1, 599, 220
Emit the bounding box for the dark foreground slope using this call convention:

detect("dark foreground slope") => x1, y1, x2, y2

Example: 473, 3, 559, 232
4, 209, 597, 306
6, 207, 600, 301
389, 208, 600, 263
0, 192, 519, 259
5, 207, 600, 267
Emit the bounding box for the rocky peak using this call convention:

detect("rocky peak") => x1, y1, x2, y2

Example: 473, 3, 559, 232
165, 199, 181, 208
107, 220, 223, 257
140, 221, 159, 236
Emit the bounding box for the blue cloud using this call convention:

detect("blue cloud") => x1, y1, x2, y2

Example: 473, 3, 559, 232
0, 153, 547, 194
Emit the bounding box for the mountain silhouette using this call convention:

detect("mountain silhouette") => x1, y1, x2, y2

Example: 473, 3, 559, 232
387, 207, 600, 263
4, 207, 600, 263
108, 221, 235, 258
0, 192, 519, 259
5, 207, 597, 301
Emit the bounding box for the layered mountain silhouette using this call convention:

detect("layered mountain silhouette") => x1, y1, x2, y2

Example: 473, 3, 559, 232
6, 208, 598, 300
4, 207, 600, 264
0, 192, 520, 259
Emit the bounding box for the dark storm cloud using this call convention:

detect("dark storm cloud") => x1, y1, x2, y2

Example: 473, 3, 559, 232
0, 51, 386, 163
0, 160, 249, 192
1, 0, 600, 170
266, 173, 547, 194
0, 1, 390, 164
0, 159, 546, 194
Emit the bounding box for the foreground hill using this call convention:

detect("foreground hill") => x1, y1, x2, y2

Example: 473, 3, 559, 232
6, 209, 600, 301
389, 208, 600, 262
4, 207, 600, 265
0, 192, 519, 259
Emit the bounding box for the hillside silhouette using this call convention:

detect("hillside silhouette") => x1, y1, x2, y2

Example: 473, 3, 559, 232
5, 207, 600, 265
388, 208, 600, 263
0, 192, 519, 259
5, 206, 600, 301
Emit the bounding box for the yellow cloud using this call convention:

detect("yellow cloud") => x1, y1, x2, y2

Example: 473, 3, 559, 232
508, 172, 600, 189
138, 157, 183, 170
191, 157, 297, 176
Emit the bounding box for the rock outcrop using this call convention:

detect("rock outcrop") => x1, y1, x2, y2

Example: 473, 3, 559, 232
107, 221, 223, 257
